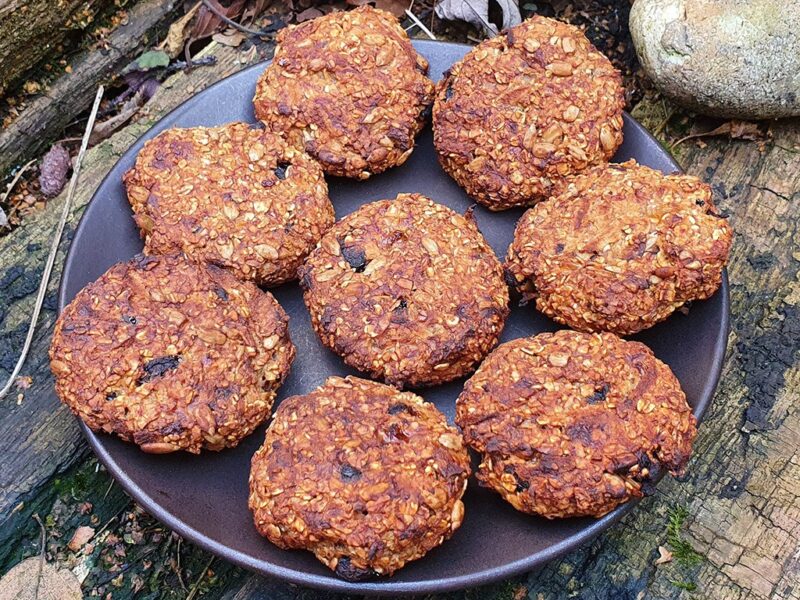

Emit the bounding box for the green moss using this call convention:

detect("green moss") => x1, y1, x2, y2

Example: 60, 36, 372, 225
666, 506, 703, 568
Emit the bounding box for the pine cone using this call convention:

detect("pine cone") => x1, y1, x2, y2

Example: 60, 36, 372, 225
39, 144, 71, 197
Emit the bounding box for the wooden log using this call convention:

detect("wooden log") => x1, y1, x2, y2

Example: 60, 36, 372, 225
0, 0, 180, 178
0, 0, 106, 95
1, 38, 798, 600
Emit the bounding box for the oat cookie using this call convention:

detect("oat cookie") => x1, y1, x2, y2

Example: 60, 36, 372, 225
49, 254, 295, 454
505, 160, 733, 335
456, 330, 696, 518
123, 122, 334, 287
253, 6, 434, 179
299, 193, 509, 387
433, 16, 625, 210
249, 375, 470, 580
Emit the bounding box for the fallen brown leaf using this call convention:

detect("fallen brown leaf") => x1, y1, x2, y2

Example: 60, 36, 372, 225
212, 29, 247, 46
67, 525, 96, 552
655, 545, 673, 565
296, 6, 324, 21
14, 375, 32, 390
0, 557, 82, 600
672, 120, 767, 149
346, 0, 411, 18
162, 1, 202, 58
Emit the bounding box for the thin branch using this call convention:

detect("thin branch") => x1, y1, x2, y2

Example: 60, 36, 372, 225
32, 513, 47, 600
0, 86, 104, 401
186, 555, 215, 600
405, 9, 436, 40
1, 159, 37, 205
200, 0, 274, 36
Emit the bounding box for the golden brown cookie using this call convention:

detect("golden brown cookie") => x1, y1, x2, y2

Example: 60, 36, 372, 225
505, 160, 733, 335
456, 330, 696, 518
49, 254, 295, 454
433, 16, 625, 210
299, 193, 509, 387
253, 6, 434, 179
123, 122, 333, 287
249, 375, 470, 580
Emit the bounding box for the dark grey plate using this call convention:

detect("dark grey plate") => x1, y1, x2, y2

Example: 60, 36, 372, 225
57, 40, 729, 595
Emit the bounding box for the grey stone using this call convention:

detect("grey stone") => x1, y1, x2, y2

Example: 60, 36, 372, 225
630, 0, 800, 119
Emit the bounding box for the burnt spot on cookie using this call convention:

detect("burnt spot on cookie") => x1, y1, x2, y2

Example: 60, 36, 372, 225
274, 162, 290, 180
339, 463, 362, 482
586, 383, 610, 404
137, 355, 181, 385
334, 557, 376, 581
340, 243, 368, 273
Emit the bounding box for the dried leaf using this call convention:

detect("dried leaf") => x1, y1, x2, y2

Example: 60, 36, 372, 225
346, 0, 410, 18
0, 557, 82, 600
296, 6, 324, 21
212, 29, 247, 46
67, 525, 96, 552
435, 0, 522, 35
191, 0, 247, 40
655, 545, 673, 565
163, 1, 202, 58
14, 376, 32, 390
39, 144, 71, 198
672, 120, 767, 148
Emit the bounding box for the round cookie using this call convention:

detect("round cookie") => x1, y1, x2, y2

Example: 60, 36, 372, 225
253, 6, 434, 179
456, 330, 697, 518
505, 160, 733, 335
299, 193, 509, 387
49, 253, 295, 454
433, 16, 625, 211
249, 375, 470, 580
123, 122, 334, 287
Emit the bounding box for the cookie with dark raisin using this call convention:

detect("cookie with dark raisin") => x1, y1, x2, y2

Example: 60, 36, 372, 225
123, 122, 334, 287
505, 160, 733, 335
299, 193, 509, 388
49, 253, 295, 453
456, 330, 696, 518
253, 6, 434, 179
249, 376, 470, 579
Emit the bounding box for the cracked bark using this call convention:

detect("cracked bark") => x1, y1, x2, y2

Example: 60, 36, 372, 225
0, 48, 797, 600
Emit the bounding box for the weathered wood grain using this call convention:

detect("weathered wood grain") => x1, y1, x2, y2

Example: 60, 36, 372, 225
0, 39, 797, 600
0, 0, 106, 95
0, 0, 180, 178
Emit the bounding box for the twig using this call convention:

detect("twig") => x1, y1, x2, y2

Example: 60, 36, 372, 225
200, 0, 275, 36
405, 9, 436, 40
174, 537, 187, 591
653, 106, 676, 138
32, 513, 47, 600
1, 159, 37, 205
0, 86, 104, 401
186, 555, 215, 600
